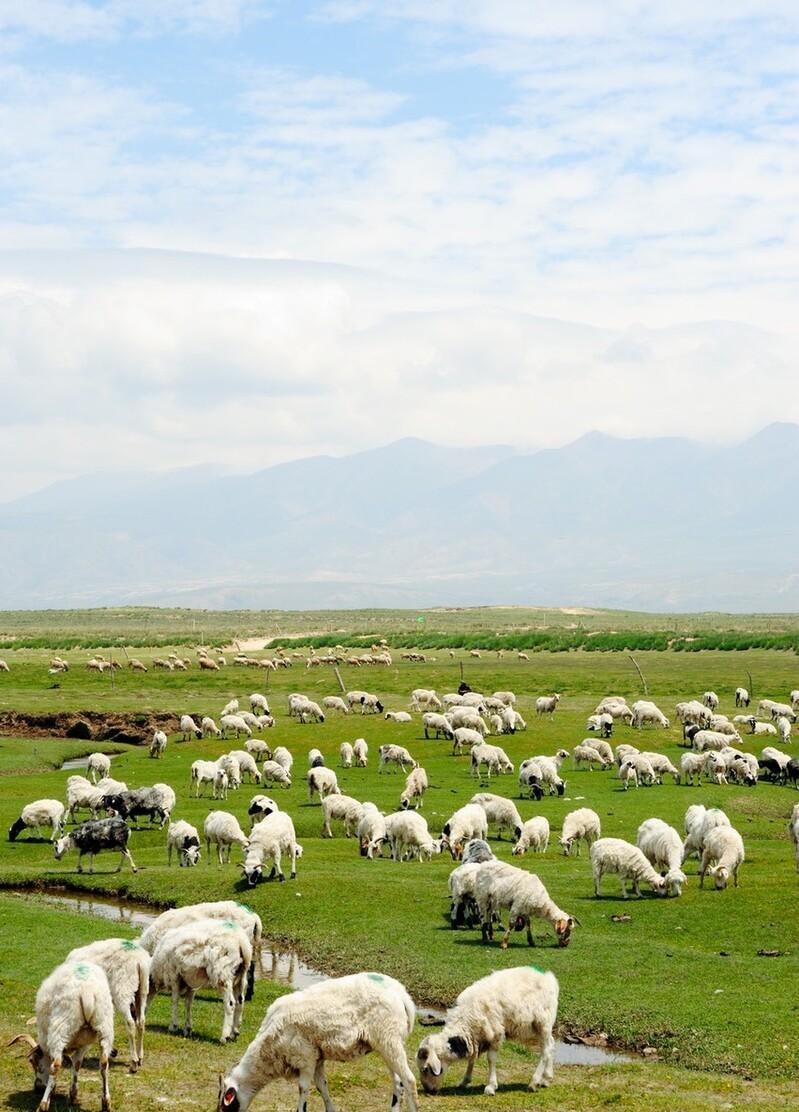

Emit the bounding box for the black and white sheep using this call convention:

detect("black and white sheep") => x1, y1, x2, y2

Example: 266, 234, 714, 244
54, 817, 137, 874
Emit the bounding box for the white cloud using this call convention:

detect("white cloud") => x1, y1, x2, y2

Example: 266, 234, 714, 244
0, 0, 270, 41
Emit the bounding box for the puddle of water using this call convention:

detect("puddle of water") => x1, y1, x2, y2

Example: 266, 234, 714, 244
62, 753, 119, 771
5, 889, 634, 1065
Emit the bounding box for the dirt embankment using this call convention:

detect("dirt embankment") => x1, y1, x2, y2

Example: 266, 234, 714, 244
0, 711, 179, 746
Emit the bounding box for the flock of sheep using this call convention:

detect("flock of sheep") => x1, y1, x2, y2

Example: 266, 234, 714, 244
7, 672, 799, 1110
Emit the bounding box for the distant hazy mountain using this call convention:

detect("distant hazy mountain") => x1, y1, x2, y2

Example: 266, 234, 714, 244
1, 428, 798, 611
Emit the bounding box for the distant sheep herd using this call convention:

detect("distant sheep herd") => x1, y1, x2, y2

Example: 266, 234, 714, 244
5, 661, 799, 1110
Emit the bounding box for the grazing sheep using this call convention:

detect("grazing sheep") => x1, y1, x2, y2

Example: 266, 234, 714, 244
423, 712, 455, 740
595, 698, 633, 723
441, 803, 489, 860
247, 794, 279, 829
242, 810, 300, 884
448, 861, 487, 928
340, 741, 354, 768
54, 817, 137, 874
572, 742, 610, 771
271, 745, 293, 773
475, 860, 577, 948
8, 799, 65, 842
519, 755, 567, 797
202, 716, 222, 738
400, 766, 429, 810
622, 754, 656, 786
216, 972, 418, 1112
191, 759, 225, 798
245, 738, 271, 760
512, 817, 550, 856
535, 694, 561, 717
789, 804, 799, 872
353, 737, 368, 766
416, 967, 558, 1096
776, 715, 793, 744
682, 806, 730, 860
383, 810, 440, 862
452, 726, 485, 755
299, 701, 326, 724
690, 728, 732, 752
558, 808, 601, 856
470, 742, 514, 780
410, 688, 442, 711
221, 714, 253, 739
346, 690, 384, 715
221, 698, 239, 717
249, 693, 270, 716
199, 656, 220, 671
702, 691, 720, 710
63, 776, 104, 824
735, 687, 750, 707
699, 826, 745, 889
358, 802, 387, 858
636, 819, 687, 896
307, 766, 340, 802
378, 744, 416, 774
680, 751, 705, 786
308, 747, 325, 768
86, 753, 111, 784
640, 752, 680, 784
166, 819, 201, 866
203, 811, 249, 866
10, 959, 114, 1112
321, 793, 364, 838
676, 701, 713, 729
150, 730, 167, 758
517, 763, 545, 801
66, 938, 150, 1072
590, 838, 667, 898
225, 750, 261, 784
179, 714, 202, 740
261, 760, 292, 789
448, 706, 489, 734
149, 917, 252, 1043
102, 787, 173, 828
704, 751, 729, 786
586, 713, 614, 738
470, 793, 523, 841
631, 700, 669, 729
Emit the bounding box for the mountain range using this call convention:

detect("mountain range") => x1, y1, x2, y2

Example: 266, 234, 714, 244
1, 425, 798, 611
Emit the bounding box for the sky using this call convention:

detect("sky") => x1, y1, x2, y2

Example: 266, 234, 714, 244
1, 1, 798, 500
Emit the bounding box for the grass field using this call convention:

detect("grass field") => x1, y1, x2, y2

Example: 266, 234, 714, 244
1, 635, 798, 1110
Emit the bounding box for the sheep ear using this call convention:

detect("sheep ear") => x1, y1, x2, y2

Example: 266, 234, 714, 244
448, 1036, 469, 1058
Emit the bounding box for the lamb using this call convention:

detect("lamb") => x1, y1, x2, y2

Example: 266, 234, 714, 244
512, 817, 550, 856
789, 804, 799, 872
271, 745, 293, 773
340, 741, 354, 768
54, 817, 137, 873
735, 686, 750, 707
202, 716, 222, 738
321, 793, 364, 838
410, 688, 442, 710
221, 714, 253, 739
191, 759, 227, 798
471, 741, 514, 779
441, 803, 489, 859
227, 750, 261, 784
558, 808, 601, 856
203, 811, 249, 865
378, 744, 416, 774
631, 700, 670, 729
166, 819, 201, 866
572, 742, 611, 771
149, 917, 252, 1043
636, 819, 687, 896
217, 971, 419, 1112
8, 798, 65, 842
704, 751, 728, 785
245, 738, 271, 760
680, 751, 705, 786
383, 810, 440, 862
416, 967, 558, 1096
180, 714, 202, 740
423, 712, 455, 740
242, 810, 300, 883
150, 730, 168, 757
307, 766, 340, 802
66, 938, 150, 1072
308, 747, 325, 767
535, 694, 561, 717
470, 793, 523, 840
385, 710, 413, 723
9, 958, 114, 1112
65, 775, 105, 822
475, 860, 577, 947
400, 766, 428, 810
86, 753, 111, 783
261, 760, 292, 788
683, 805, 730, 859
359, 803, 388, 858
699, 826, 745, 889
590, 837, 668, 898
640, 752, 680, 784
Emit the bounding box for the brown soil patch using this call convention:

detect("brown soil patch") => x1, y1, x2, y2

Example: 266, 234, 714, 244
0, 710, 179, 746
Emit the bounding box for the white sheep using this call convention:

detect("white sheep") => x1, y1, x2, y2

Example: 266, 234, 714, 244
470, 792, 523, 841
249, 693, 270, 715
220, 714, 252, 739
590, 837, 668, 898
520, 753, 568, 797
308, 747, 325, 767
416, 966, 558, 1096
378, 744, 416, 774
702, 691, 720, 710
636, 818, 687, 896
512, 816, 550, 856
321, 793, 364, 838
680, 751, 705, 786
86, 753, 111, 783
261, 760, 292, 789
586, 712, 614, 737
682, 805, 730, 860
441, 803, 489, 859
383, 810, 440, 862
470, 742, 514, 779
8, 799, 65, 842
358, 802, 387, 858
271, 745, 293, 772
735, 687, 750, 707
221, 698, 240, 717
149, 917, 252, 1043
385, 710, 413, 723
191, 759, 224, 798
699, 826, 745, 889
217, 972, 418, 1112
150, 730, 168, 758
353, 737, 369, 766
140, 902, 262, 970
535, 694, 561, 717
226, 750, 261, 784
789, 804, 799, 872
65, 775, 105, 822
202, 716, 222, 738
423, 712, 455, 740
572, 742, 610, 771
400, 766, 428, 810
245, 738, 271, 760
703, 751, 728, 785
558, 808, 601, 856
776, 715, 792, 744
242, 810, 300, 883
631, 700, 670, 729
475, 860, 577, 948
66, 938, 150, 1071
340, 741, 354, 767
492, 690, 516, 706
307, 766, 340, 802
410, 688, 442, 710
452, 726, 485, 755
203, 811, 249, 865
166, 819, 201, 867
448, 861, 487, 927
448, 706, 488, 734
180, 714, 202, 740
751, 721, 778, 737
300, 700, 326, 724
10, 959, 114, 1112
622, 753, 656, 786
640, 752, 680, 784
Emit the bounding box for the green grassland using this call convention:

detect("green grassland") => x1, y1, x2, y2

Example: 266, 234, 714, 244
1, 640, 798, 1110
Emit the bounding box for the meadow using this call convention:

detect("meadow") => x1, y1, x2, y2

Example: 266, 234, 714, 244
1, 630, 798, 1110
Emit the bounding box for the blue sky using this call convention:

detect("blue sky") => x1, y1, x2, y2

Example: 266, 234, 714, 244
1, 1, 798, 497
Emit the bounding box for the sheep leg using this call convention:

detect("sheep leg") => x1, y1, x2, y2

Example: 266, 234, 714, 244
37, 1057, 61, 1112
289, 843, 297, 880
296, 1070, 314, 1112
122, 1004, 139, 1070
169, 984, 181, 1032
68, 1046, 87, 1103
620, 877, 627, 899
274, 844, 285, 881
184, 988, 195, 1036
220, 986, 235, 1043
121, 846, 138, 872
99, 1048, 111, 1111
312, 1061, 337, 1112
633, 879, 642, 898
459, 1055, 476, 1087
484, 1047, 499, 1095
217, 842, 223, 867
376, 1041, 418, 1112
530, 1028, 555, 1089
